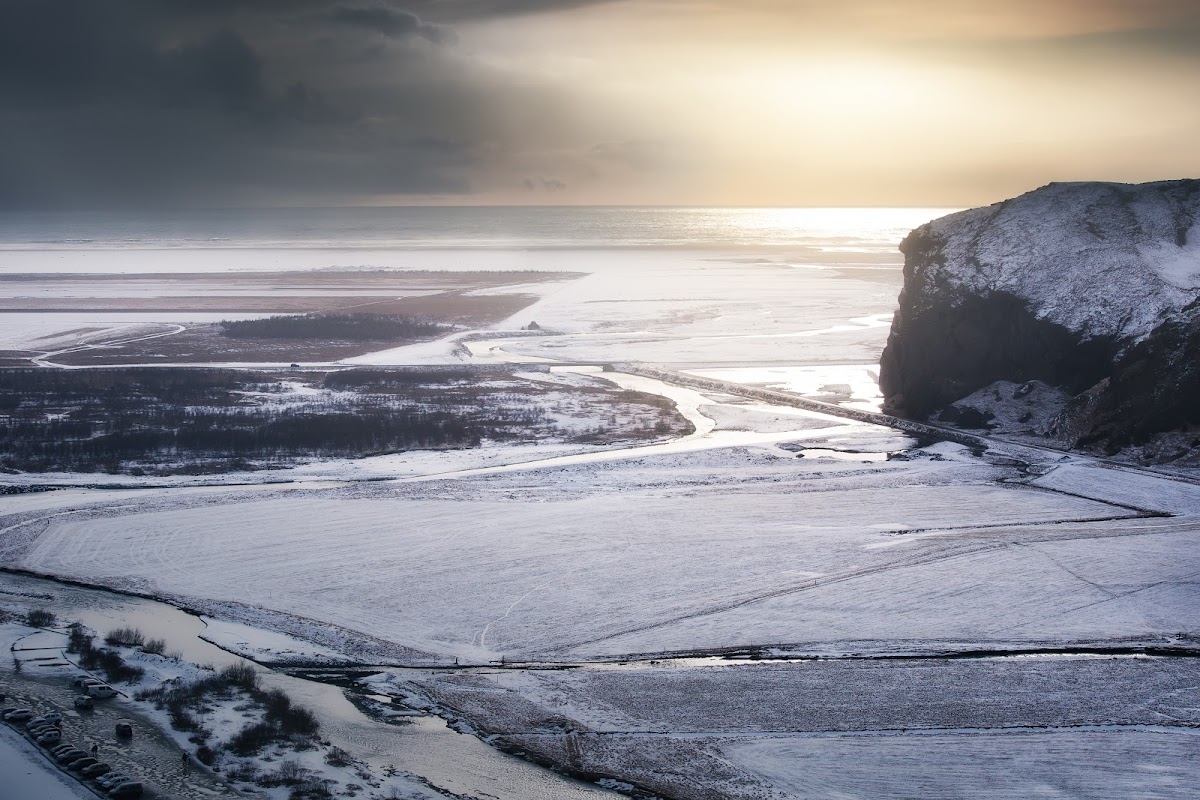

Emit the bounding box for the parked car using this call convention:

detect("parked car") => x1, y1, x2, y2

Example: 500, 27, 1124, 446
114, 720, 133, 737
81, 762, 112, 778
108, 781, 144, 799
3, 708, 33, 723
36, 712, 63, 725
74, 695, 95, 710
97, 773, 132, 790
56, 748, 88, 763
87, 684, 118, 699
37, 730, 62, 746
72, 676, 102, 688
70, 757, 98, 772
50, 743, 77, 756
27, 722, 58, 735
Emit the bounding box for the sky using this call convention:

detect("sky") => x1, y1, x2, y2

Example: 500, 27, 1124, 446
1, 0, 1198, 209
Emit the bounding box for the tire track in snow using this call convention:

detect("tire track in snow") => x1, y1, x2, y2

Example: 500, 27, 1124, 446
558, 515, 1200, 655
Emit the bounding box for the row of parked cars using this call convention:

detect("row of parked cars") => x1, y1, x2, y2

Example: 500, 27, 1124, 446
73, 675, 120, 699
2, 707, 143, 798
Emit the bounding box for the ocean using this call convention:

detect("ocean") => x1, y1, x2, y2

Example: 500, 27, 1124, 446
0, 206, 953, 365
0, 206, 952, 254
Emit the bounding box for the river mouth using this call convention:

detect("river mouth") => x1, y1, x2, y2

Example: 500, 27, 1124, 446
0, 569, 619, 800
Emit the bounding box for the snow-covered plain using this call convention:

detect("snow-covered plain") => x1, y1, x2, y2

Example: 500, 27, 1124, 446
392, 653, 1200, 800
13, 438, 1185, 664
5, 210, 1200, 799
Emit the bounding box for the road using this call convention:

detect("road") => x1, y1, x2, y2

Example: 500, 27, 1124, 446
617, 361, 1200, 490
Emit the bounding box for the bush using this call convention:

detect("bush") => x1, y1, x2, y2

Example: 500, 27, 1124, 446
324, 746, 351, 767
277, 760, 306, 784
227, 721, 275, 756
195, 745, 217, 766
105, 626, 145, 647
96, 648, 144, 684
142, 638, 167, 655
225, 763, 260, 783
219, 662, 259, 691
288, 779, 334, 800
26, 609, 56, 628
67, 626, 94, 654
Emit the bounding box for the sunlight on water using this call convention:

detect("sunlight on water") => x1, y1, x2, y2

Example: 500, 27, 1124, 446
0, 206, 960, 251
706, 207, 958, 246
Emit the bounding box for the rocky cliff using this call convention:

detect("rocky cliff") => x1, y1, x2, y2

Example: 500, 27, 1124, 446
879, 179, 1200, 458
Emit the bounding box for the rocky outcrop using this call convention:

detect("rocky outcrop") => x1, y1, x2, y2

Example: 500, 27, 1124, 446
879, 179, 1200, 457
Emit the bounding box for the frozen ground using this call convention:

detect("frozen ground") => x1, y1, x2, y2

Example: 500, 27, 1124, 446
390, 654, 1200, 800
11, 433, 1187, 664
0, 723, 95, 800
5, 212, 1200, 798
721, 729, 1200, 799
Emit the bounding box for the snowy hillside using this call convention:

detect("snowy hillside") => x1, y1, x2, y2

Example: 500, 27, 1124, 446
880, 179, 1200, 460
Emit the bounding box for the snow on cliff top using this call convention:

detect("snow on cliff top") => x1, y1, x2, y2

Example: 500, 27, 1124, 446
909, 180, 1200, 342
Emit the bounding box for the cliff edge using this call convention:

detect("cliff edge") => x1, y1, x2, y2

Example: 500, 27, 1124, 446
879, 179, 1200, 459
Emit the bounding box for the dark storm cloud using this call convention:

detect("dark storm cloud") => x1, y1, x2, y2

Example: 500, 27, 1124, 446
0, 0, 558, 208
404, 0, 614, 22
328, 5, 456, 45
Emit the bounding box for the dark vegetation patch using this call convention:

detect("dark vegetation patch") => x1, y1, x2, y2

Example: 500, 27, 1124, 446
219, 313, 449, 342
67, 627, 145, 684
5, 269, 581, 365
0, 366, 689, 474
25, 608, 56, 627
135, 662, 322, 759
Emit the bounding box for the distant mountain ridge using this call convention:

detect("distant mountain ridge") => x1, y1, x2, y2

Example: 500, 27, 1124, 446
879, 179, 1200, 461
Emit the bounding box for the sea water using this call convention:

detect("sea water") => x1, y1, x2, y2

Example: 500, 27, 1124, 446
0, 205, 951, 258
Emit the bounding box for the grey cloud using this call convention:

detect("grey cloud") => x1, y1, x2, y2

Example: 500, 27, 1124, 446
523, 176, 568, 191
328, 5, 456, 45
0, 0, 583, 208
407, 0, 615, 22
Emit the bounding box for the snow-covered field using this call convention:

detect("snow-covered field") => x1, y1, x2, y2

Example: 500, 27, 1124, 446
391, 652, 1200, 799
721, 729, 1200, 799
5, 212, 1200, 799
12, 434, 1186, 665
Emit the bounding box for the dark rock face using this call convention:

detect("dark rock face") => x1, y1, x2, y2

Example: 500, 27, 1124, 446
879, 289, 1116, 418
880, 179, 1200, 456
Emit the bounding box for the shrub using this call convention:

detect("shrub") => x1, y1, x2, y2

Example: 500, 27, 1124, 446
225, 763, 260, 783
67, 626, 94, 654
26, 609, 56, 628
96, 648, 144, 684
105, 626, 145, 647
142, 638, 167, 655
279, 705, 319, 737
277, 760, 306, 784
227, 721, 275, 756
195, 745, 217, 766
288, 779, 334, 800
219, 662, 260, 691
324, 746, 351, 767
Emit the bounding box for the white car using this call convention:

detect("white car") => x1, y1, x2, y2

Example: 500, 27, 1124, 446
87, 684, 118, 699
